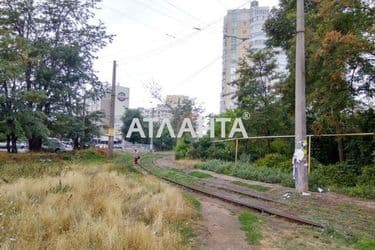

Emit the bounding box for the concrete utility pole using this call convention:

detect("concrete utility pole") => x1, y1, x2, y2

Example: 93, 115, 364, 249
108, 60, 116, 159
294, 0, 308, 193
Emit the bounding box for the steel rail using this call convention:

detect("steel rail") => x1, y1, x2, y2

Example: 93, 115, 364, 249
137, 161, 324, 228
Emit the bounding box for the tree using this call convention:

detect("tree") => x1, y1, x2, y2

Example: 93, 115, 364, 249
121, 109, 149, 144
265, 0, 374, 162
145, 81, 203, 133
234, 49, 291, 153
0, 0, 112, 152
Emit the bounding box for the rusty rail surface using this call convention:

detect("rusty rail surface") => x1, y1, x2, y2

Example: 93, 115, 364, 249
137, 162, 324, 228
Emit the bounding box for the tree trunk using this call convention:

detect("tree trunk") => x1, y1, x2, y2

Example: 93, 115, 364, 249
28, 136, 42, 151
267, 139, 271, 154
10, 132, 17, 153
73, 136, 80, 150
6, 135, 11, 153
333, 114, 345, 162
337, 136, 344, 162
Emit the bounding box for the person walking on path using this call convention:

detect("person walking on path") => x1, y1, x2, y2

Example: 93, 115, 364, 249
133, 149, 140, 165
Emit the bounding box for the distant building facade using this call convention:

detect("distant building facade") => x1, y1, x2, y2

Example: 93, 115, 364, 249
220, 0, 287, 113
140, 95, 189, 122
87, 85, 130, 138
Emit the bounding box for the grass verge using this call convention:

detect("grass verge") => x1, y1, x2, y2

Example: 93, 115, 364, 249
238, 211, 262, 245
0, 151, 197, 249
232, 180, 270, 192
188, 171, 212, 179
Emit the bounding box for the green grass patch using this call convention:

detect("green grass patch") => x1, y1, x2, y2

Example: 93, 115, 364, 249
232, 180, 270, 192
195, 160, 294, 187
188, 171, 212, 179
153, 169, 196, 184
357, 236, 375, 250
238, 211, 262, 245
176, 222, 196, 245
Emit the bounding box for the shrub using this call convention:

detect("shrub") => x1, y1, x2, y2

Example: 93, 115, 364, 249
75, 148, 107, 161
270, 139, 293, 155
239, 153, 252, 163
195, 160, 294, 187
175, 139, 191, 160
206, 144, 233, 161
358, 165, 375, 186
255, 153, 288, 168
194, 160, 233, 175
343, 184, 375, 199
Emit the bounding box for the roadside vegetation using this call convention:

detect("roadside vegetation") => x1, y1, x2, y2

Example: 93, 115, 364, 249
0, 150, 197, 249
238, 212, 262, 245
193, 156, 375, 199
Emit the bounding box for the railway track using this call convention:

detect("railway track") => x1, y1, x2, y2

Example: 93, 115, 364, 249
137, 160, 325, 229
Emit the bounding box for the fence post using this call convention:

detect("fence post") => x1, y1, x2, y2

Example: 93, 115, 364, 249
235, 139, 239, 166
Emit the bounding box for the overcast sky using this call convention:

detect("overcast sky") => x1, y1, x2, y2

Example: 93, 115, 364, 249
94, 0, 279, 115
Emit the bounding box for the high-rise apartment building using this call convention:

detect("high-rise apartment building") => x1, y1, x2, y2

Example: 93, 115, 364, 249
220, 1, 286, 113
87, 85, 130, 138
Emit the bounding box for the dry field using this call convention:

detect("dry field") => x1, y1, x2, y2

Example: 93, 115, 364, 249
0, 157, 195, 250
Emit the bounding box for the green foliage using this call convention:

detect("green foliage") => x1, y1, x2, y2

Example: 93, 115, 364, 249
255, 153, 293, 173
121, 109, 149, 144
0, 0, 112, 151
154, 169, 195, 184
357, 165, 375, 186
343, 185, 375, 200
175, 138, 191, 160
76, 149, 107, 162
188, 171, 212, 179
270, 139, 293, 155
194, 159, 233, 175
309, 162, 360, 189
235, 49, 292, 146
265, 0, 375, 163
238, 212, 262, 244
195, 160, 294, 187
153, 122, 176, 151
255, 153, 288, 168
357, 236, 375, 250
21, 90, 47, 103
231, 181, 270, 192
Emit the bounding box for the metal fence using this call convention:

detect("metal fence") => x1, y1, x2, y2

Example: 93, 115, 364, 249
212, 133, 374, 173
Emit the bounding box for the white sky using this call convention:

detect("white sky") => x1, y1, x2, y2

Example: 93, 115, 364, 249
94, 0, 279, 115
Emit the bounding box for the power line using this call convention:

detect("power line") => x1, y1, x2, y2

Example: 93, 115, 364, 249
132, 0, 191, 27
179, 56, 222, 85
162, 0, 204, 24
177, 39, 248, 86
99, 0, 251, 65
102, 5, 177, 39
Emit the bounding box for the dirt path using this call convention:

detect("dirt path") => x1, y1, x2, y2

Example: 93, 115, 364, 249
195, 195, 251, 250
154, 156, 251, 250
153, 154, 374, 250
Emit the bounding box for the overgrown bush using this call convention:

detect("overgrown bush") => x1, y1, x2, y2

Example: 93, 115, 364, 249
255, 153, 288, 168
175, 139, 191, 160
195, 160, 294, 187
309, 162, 360, 188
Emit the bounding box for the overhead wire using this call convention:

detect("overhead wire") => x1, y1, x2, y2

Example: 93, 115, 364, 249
131, 0, 192, 27
177, 38, 248, 86
98, 1, 250, 66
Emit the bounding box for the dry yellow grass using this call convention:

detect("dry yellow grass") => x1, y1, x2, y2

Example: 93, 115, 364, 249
0, 166, 194, 249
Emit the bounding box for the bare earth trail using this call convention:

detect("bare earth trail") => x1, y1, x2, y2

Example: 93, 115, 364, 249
152, 154, 375, 250
155, 156, 251, 250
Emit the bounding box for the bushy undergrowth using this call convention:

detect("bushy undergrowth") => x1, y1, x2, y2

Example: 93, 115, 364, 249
195, 155, 375, 199
195, 159, 294, 187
